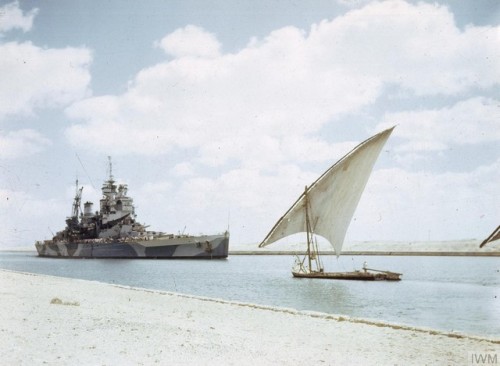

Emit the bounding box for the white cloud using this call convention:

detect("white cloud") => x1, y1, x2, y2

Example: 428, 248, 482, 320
0, 1, 38, 33
154, 25, 221, 58
0, 41, 92, 121
66, 1, 499, 168
378, 97, 500, 154
310, 0, 500, 95
137, 181, 172, 201
65, 21, 379, 160
172, 162, 194, 177
0, 2, 91, 131
0, 188, 66, 247
350, 157, 500, 242
0, 129, 51, 159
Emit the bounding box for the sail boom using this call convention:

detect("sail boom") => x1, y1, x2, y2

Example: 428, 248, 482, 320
258, 190, 306, 247
480, 225, 500, 248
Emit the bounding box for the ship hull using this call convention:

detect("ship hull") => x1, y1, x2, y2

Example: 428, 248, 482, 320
292, 270, 401, 281
35, 233, 229, 259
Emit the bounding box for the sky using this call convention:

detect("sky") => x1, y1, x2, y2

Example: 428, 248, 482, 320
0, 0, 499, 249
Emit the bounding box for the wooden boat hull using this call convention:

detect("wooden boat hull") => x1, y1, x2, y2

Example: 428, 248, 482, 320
292, 270, 401, 281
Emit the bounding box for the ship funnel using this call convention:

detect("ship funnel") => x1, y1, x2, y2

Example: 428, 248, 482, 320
84, 201, 94, 217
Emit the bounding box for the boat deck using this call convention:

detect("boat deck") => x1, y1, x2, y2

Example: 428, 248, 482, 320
292, 270, 402, 281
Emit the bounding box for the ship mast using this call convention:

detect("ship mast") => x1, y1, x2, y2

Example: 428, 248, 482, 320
71, 179, 83, 218
108, 156, 114, 182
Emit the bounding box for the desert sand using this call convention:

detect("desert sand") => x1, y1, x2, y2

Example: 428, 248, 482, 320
0, 269, 497, 365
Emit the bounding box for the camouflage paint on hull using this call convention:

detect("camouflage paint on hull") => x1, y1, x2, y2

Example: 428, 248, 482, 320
35, 233, 229, 259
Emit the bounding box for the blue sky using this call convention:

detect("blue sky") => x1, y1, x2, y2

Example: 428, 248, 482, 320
1, 0, 499, 248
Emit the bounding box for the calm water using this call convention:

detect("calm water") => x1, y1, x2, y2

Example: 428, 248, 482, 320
1, 251, 498, 338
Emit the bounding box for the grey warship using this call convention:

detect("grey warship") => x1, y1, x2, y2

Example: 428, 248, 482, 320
35, 159, 229, 259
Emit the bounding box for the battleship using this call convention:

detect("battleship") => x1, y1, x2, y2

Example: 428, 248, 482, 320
35, 158, 229, 259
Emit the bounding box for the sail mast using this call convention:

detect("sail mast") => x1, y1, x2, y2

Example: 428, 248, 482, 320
305, 186, 312, 272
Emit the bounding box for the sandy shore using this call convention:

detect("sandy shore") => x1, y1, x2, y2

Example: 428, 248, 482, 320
1, 270, 498, 365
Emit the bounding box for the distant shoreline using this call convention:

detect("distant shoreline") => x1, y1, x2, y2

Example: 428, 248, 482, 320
229, 250, 500, 256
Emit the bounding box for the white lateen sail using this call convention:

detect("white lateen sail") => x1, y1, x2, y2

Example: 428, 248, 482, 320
259, 127, 395, 256
480, 225, 500, 248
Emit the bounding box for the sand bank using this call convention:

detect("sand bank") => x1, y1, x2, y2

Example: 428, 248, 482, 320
1, 270, 497, 365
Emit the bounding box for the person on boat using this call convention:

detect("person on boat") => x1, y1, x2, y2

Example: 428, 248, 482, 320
363, 261, 368, 272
